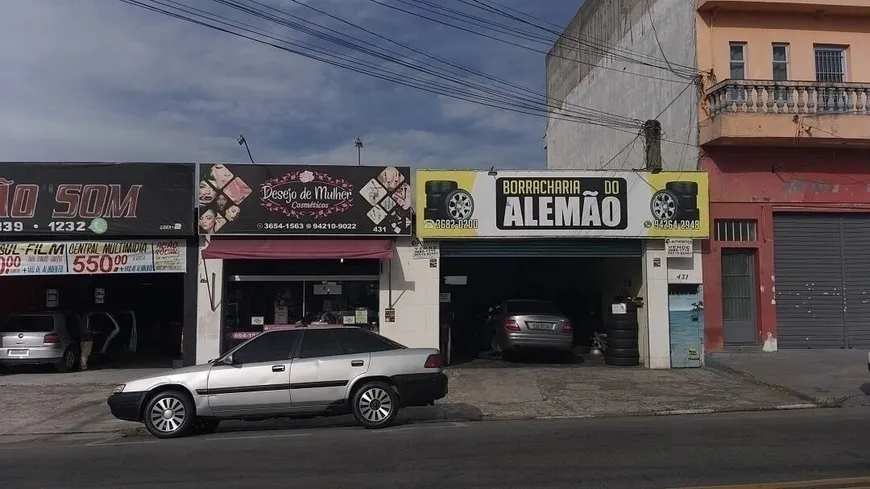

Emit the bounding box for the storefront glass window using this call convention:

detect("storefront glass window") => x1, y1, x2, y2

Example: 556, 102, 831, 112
222, 279, 379, 353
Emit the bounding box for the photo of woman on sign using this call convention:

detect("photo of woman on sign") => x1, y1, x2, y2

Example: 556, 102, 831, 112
224, 205, 240, 222
199, 209, 216, 233
199, 181, 216, 204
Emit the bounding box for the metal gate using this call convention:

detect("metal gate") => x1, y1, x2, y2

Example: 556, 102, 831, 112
438, 239, 642, 258
773, 213, 870, 349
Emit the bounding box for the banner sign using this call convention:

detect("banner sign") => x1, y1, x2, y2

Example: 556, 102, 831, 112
665, 238, 694, 257
198, 164, 412, 236
0, 163, 195, 236
416, 170, 709, 239
0, 240, 186, 276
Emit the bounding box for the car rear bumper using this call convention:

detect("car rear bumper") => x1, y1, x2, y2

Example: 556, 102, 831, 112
0, 345, 65, 364
392, 373, 448, 407
107, 392, 146, 422
503, 332, 573, 351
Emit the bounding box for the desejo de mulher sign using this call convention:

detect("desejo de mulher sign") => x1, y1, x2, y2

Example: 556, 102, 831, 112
415, 170, 709, 239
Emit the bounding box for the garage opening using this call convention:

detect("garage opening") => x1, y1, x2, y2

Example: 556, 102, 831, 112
0, 273, 185, 371
438, 239, 643, 365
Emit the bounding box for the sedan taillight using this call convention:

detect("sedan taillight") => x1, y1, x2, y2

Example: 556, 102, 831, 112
503, 319, 521, 332
562, 322, 573, 334
43, 333, 60, 344
424, 354, 442, 368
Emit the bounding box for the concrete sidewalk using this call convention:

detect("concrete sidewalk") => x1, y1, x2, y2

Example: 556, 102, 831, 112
0, 368, 163, 442
708, 350, 870, 407
0, 360, 809, 442
441, 362, 807, 420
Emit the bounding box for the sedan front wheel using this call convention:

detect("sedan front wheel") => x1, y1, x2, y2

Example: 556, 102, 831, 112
143, 391, 195, 439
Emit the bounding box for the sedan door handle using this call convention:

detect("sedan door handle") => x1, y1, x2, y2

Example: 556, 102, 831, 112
272, 365, 285, 372
351, 360, 364, 367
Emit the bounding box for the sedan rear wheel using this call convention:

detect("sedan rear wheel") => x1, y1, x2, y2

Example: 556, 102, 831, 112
55, 347, 77, 373
144, 391, 194, 439
353, 381, 399, 429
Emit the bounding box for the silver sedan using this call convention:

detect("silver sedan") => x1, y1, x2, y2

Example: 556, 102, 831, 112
107, 325, 447, 438
487, 299, 574, 355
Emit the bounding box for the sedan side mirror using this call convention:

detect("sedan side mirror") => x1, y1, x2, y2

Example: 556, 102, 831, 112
217, 354, 235, 366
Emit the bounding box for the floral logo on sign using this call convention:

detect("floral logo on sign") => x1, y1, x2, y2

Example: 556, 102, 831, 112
260, 170, 354, 219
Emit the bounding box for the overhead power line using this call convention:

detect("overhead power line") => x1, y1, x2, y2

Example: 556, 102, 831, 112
117, 0, 645, 133
368, 0, 697, 81
215, 0, 639, 126
461, 0, 699, 75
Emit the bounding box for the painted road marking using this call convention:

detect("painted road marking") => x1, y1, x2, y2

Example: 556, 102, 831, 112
672, 476, 870, 489
774, 404, 818, 410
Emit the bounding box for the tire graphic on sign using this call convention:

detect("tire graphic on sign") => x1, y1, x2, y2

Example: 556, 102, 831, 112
424, 180, 475, 221
650, 180, 699, 222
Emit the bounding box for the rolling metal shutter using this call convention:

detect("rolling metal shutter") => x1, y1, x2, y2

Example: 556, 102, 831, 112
841, 214, 870, 348
773, 213, 870, 349
439, 239, 642, 258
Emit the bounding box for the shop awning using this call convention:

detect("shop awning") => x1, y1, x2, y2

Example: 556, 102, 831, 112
201, 238, 394, 260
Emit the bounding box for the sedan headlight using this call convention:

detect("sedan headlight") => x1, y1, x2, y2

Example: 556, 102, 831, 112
112, 384, 126, 394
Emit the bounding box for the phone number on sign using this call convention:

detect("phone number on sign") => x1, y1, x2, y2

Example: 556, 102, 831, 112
647, 220, 702, 231
426, 219, 479, 230
260, 222, 358, 231
71, 254, 132, 274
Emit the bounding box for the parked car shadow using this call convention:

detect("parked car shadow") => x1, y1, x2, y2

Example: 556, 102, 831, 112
199, 406, 467, 435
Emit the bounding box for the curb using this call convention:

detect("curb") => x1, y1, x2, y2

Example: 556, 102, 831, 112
482, 402, 823, 422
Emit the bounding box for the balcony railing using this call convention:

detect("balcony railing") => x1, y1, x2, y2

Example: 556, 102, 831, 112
706, 80, 870, 117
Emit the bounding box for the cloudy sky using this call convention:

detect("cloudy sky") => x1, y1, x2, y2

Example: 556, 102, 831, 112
0, 0, 582, 170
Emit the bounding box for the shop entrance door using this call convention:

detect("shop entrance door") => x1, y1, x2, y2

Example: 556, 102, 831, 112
721, 250, 757, 345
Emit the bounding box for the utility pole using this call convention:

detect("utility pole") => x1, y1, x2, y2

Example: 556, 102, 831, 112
642, 120, 662, 173
354, 137, 364, 166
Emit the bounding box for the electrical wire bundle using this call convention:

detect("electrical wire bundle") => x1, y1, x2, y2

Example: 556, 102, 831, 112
115, 0, 694, 138
373, 0, 699, 82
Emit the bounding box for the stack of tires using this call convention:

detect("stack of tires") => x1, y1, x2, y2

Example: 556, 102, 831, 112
667, 181, 700, 222
605, 303, 640, 367
651, 181, 700, 223
424, 180, 475, 222
424, 180, 458, 221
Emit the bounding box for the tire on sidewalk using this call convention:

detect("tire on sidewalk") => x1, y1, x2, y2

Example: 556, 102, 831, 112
606, 328, 638, 339
606, 317, 639, 330
606, 338, 638, 349
605, 347, 640, 358
605, 355, 640, 367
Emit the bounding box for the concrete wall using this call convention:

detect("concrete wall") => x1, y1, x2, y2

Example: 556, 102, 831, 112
545, 0, 699, 171
378, 239, 440, 350
644, 239, 705, 369
195, 237, 223, 364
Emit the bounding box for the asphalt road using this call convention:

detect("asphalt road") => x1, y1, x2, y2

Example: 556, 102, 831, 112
1, 408, 869, 489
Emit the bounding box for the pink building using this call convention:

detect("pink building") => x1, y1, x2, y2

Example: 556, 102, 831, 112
697, 0, 870, 352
